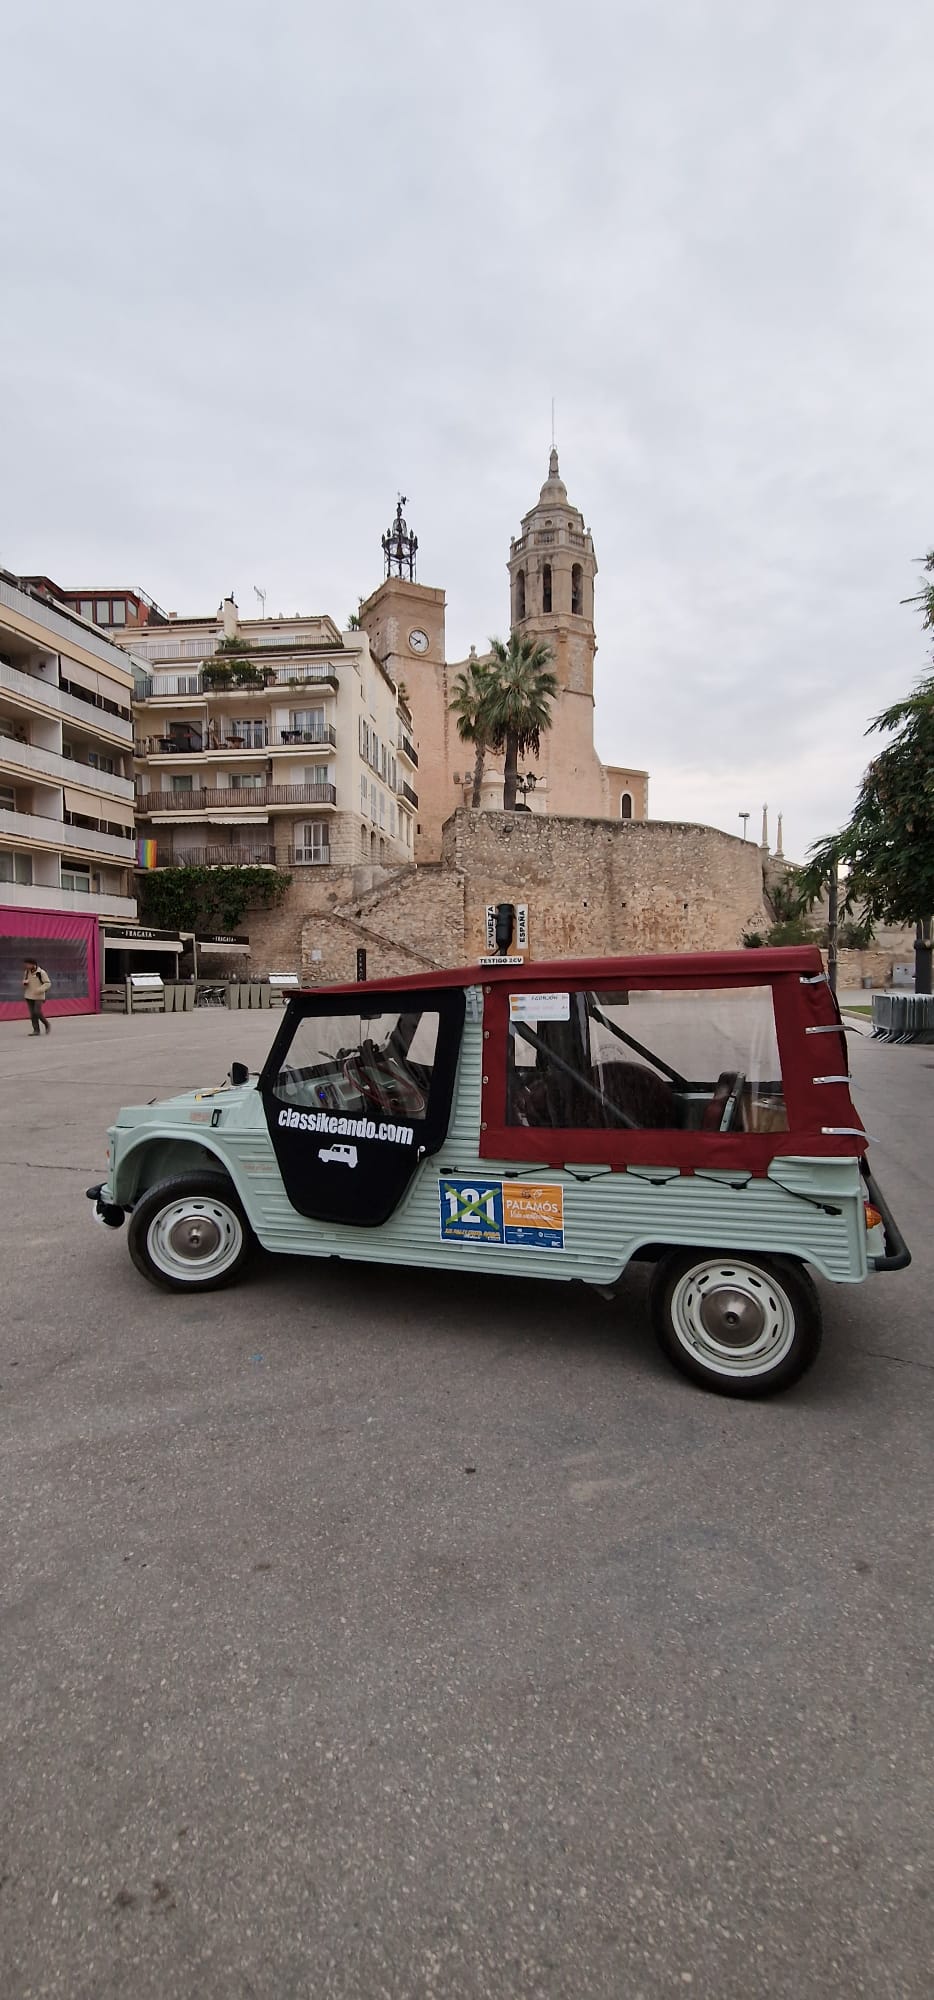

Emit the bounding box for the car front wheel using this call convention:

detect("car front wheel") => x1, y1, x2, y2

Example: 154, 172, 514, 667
128, 1172, 254, 1292
649, 1249, 821, 1397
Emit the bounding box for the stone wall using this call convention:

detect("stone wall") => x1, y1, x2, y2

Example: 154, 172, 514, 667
240, 809, 770, 981
444, 812, 769, 962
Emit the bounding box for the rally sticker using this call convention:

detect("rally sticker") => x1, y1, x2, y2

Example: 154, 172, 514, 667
509, 992, 570, 1022
439, 1179, 564, 1251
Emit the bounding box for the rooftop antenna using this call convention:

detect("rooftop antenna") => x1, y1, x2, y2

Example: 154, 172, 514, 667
253, 585, 266, 619
551, 397, 556, 449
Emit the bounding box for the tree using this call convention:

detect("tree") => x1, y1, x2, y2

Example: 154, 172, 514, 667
805, 551, 934, 991
480, 633, 558, 811
449, 655, 495, 807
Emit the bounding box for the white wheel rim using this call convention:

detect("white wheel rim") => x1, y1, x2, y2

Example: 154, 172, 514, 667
668, 1259, 796, 1379
147, 1196, 243, 1282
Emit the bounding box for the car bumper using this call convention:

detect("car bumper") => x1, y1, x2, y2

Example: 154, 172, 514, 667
86, 1183, 127, 1229
862, 1166, 911, 1272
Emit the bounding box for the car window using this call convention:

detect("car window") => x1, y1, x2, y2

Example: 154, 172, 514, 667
273, 1008, 440, 1121
506, 986, 787, 1134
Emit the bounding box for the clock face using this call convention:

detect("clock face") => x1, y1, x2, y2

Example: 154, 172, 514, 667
408, 628, 430, 654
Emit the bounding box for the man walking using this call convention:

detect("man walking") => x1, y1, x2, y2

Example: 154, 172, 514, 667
23, 957, 52, 1035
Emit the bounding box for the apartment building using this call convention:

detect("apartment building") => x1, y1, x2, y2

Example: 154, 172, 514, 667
0, 571, 137, 1017
124, 596, 418, 873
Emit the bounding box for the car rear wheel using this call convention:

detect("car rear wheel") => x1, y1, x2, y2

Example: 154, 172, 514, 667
128, 1172, 254, 1292
649, 1249, 821, 1397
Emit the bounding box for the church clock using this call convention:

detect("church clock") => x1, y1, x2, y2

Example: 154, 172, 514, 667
408, 628, 430, 653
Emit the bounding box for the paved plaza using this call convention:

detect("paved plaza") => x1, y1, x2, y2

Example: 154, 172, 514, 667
0, 1007, 931, 1999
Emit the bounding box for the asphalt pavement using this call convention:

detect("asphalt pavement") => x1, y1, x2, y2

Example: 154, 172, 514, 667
0, 1006, 931, 1999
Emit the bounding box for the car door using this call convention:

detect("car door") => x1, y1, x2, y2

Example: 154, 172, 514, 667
258, 986, 465, 1225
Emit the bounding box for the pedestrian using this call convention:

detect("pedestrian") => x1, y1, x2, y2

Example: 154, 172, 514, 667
23, 957, 52, 1035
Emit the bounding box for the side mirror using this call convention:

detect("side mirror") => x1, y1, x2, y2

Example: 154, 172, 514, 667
229, 1061, 250, 1087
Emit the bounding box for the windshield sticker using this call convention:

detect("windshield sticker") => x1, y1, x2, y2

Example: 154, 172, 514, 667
277, 1108, 414, 1145
439, 1178, 565, 1251
509, 993, 570, 1022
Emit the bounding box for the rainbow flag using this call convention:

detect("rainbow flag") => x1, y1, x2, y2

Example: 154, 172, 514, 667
137, 838, 158, 869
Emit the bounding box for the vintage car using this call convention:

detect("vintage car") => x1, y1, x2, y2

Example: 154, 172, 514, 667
87, 946, 909, 1397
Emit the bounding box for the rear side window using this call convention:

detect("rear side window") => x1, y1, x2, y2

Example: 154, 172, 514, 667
506, 987, 787, 1135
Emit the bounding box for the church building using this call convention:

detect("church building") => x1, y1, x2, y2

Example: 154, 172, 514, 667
358, 450, 649, 861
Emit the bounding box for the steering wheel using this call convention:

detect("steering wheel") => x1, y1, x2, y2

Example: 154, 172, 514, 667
341, 1046, 427, 1120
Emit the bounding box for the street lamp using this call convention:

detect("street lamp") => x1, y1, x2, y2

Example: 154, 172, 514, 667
739, 812, 750, 842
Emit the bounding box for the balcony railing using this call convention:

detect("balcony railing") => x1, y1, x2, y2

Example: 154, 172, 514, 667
397, 730, 419, 767
160, 844, 278, 868
0, 659, 135, 742
134, 722, 336, 755
398, 780, 419, 808
0, 805, 136, 860
0, 735, 134, 799
288, 845, 332, 866
134, 664, 341, 699
137, 783, 338, 813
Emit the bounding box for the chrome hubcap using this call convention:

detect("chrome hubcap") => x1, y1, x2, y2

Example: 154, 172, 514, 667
699, 1285, 766, 1347
147, 1196, 243, 1282
669, 1259, 795, 1378
167, 1214, 222, 1260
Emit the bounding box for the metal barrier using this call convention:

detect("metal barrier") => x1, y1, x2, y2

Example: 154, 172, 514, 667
872, 993, 934, 1043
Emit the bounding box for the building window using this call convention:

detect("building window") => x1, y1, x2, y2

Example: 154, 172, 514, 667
0, 784, 17, 810
571, 563, 583, 616
361, 825, 368, 856
515, 568, 526, 620
95, 600, 110, 624
0, 850, 33, 885
289, 707, 325, 740
297, 822, 329, 860
620, 791, 633, 820
61, 864, 91, 893
360, 773, 368, 811
171, 774, 194, 794
111, 600, 126, 625
542, 564, 552, 614
79, 599, 93, 619
229, 772, 265, 791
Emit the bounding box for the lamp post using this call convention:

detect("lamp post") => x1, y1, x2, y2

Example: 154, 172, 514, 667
739, 812, 750, 842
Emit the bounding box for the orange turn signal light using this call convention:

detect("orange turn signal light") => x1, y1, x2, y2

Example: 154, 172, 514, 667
864, 1202, 883, 1231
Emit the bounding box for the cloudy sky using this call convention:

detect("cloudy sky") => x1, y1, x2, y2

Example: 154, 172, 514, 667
2, 1, 931, 859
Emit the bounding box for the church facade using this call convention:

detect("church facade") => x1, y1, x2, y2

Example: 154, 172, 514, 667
358, 451, 649, 862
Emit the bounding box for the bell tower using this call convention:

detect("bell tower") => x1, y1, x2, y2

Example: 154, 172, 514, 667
499, 449, 607, 819
507, 448, 597, 701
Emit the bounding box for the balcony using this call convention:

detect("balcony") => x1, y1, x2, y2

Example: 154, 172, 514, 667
0, 805, 137, 861
397, 729, 419, 767
0, 882, 138, 918
397, 780, 419, 809
137, 783, 338, 815
0, 735, 133, 800
0, 659, 133, 743
288, 844, 331, 866
134, 663, 341, 700
157, 844, 278, 868
135, 722, 336, 756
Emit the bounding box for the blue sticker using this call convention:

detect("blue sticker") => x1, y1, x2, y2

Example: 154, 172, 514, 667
439, 1178, 504, 1244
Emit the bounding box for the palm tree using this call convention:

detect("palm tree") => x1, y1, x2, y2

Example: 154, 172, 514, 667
450, 652, 494, 808
483, 633, 558, 810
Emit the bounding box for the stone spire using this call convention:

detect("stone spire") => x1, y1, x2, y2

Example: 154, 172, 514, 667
761, 804, 769, 851
539, 446, 568, 505
775, 812, 784, 860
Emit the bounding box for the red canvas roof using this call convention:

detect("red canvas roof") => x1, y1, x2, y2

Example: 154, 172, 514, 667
301, 944, 825, 998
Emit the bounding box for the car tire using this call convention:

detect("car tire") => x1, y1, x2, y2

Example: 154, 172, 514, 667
649, 1249, 822, 1398
128, 1171, 255, 1292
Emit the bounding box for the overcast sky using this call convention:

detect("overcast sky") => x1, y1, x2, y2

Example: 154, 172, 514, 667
2, 1, 931, 860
